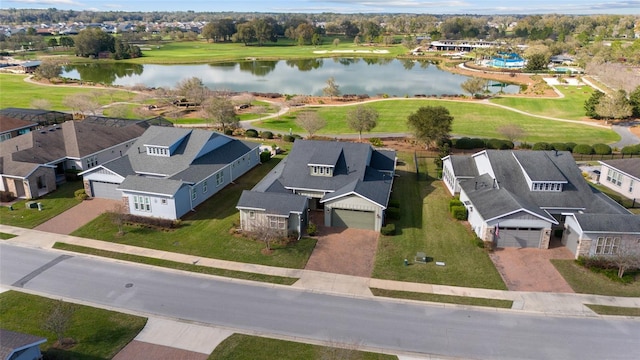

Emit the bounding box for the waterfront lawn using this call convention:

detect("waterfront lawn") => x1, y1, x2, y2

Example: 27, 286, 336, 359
71, 155, 316, 269
490, 85, 594, 121
0, 181, 84, 228
258, 99, 619, 145
551, 259, 640, 297
372, 153, 507, 290
0, 291, 146, 360
0, 73, 137, 110
209, 334, 397, 360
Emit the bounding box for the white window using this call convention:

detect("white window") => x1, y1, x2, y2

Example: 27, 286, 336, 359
268, 216, 286, 229
161, 199, 167, 205
249, 211, 255, 219
191, 187, 197, 200
607, 169, 622, 186
85, 155, 98, 168
595, 237, 620, 255
216, 172, 224, 186
203, 180, 208, 193
133, 195, 152, 212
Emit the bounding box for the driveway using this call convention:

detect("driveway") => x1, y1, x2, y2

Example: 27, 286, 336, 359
489, 246, 575, 293
304, 212, 380, 277
34, 198, 119, 235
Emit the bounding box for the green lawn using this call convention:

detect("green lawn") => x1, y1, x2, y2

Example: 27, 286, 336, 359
490, 85, 595, 121
0, 291, 146, 360
372, 153, 507, 289
0, 181, 84, 228
0, 73, 137, 110
71, 156, 316, 269
256, 99, 619, 145
209, 334, 397, 360
551, 260, 640, 297
585, 304, 640, 317
54, 243, 298, 285
370, 288, 513, 308
0, 232, 17, 239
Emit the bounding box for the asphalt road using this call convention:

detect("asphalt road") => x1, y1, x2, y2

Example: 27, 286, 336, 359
2, 243, 639, 360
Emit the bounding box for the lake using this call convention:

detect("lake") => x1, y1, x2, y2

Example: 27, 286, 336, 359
62, 58, 519, 97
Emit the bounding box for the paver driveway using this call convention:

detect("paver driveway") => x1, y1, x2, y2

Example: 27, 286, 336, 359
490, 246, 575, 293
34, 198, 119, 235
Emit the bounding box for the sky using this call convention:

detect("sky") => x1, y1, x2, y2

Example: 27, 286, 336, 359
3, 0, 640, 15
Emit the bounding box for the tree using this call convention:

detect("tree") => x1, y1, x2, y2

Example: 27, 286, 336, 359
63, 93, 100, 117
322, 77, 340, 99
461, 77, 488, 98
202, 97, 238, 132
346, 105, 379, 141
175, 77, 208, 106
47, 37, 58, 47
332, 38, 340, 47
407, 106, 454, 149
525, 53, 549, 71
295, 110, 326, 138
595, 90, 633, 122
35, 59, 62, 80
31, 98, 51, 110
249, 216, 284, 251
610, 243, 640, 278
584, 90, 605, 118
497, 124, 527, 143
42, 299, 77, 346
74, 27, 114, 57
629, 85, 640, 117
109, 203, 127, 236
59, 36, 74, 48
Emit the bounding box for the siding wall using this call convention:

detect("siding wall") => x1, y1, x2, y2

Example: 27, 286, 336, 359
600, 163, 640, 200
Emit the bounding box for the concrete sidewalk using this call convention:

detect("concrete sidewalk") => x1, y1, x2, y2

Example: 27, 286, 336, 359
2, 224, 640, 317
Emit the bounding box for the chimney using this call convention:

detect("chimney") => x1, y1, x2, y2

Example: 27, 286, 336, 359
475, 181, 478, 190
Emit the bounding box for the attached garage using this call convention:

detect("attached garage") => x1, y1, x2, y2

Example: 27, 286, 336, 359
331, 208, 375, 230
90, 181, 121, 200
495, 227, 542, 248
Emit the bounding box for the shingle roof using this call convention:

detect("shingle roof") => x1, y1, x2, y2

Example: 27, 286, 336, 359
512, 151, 567, 182
119, 176, 187, 196
600, 158, 640, 181
574, 213, 640, 233
0, 116, 36, 133
237, 190, 307, 215
0, 329, 46, 360
450, 155, 479, 177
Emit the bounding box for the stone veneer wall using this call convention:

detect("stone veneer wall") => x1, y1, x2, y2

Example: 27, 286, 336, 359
576, 238, 592, 259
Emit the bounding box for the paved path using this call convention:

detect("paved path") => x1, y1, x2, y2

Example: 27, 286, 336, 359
34, 198, 119, 235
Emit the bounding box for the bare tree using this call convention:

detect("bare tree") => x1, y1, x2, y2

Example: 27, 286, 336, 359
497, 124, 527, 143
42, 299, 77, 346
295, 110, 326, 138
35, 59, 62, 80
610, 242, 640, 278
106, 104, 130, 119
31, 98, 51, 110
62, 93, 100, 118
322, 77, 341, 99
202, 96, 238, 132
346, 105, 379, 141
250, 216, 285, 251
109, 202, 127, 237
175, 77, 208, 106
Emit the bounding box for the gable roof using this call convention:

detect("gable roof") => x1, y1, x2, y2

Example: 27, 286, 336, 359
449, 154, 479, 177
599, 158, 640, 181
237, 190, 307, 216
573, 213, 640, 234
0, 116, 37, 134
0, 329, 46, 360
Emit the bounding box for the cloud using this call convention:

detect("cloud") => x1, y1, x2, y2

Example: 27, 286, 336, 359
6, 0, 84, 6
467, 1, 640, 14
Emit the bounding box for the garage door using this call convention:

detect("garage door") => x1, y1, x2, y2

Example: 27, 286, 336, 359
91, 181, 121, 200
331, 208, 375, 230
496, 228, 542, 248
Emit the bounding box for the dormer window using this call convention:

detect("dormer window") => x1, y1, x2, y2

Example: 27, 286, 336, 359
145, 146, 170, 157
310, 165, 334, 177
531, 182, 563, 192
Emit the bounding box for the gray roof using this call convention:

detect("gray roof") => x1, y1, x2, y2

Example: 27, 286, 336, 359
277, 139, 395, 207
450, 155, 479, 177
455, 150, 629, 224
0, 329, 46, 360
144, 127, 191, 147
600, 158, 640, 181
119, 176, 187, 196
574, 214, 640, 233
237, 190, 307, 216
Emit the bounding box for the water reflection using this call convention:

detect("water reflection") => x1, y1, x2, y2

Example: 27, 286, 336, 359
61, 58, 519, 96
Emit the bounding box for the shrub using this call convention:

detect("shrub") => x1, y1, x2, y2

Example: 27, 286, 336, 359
261, 131, 274, 139
380, 223, 395, 236
449, 198, 463, 211
283, 134, 296, 142
121, 213, 181, 229
518, 142, 532, 150
593, 143, 612, 155
486, 138, 514, 150
451, 205, 468, 220
483, 240, 494, 252
551, 143, 570, 151
532, 142, 553, 150
245, 129, 259, 138
572, 144, 594, 155
621, 144, 640, 155
306, 222, 317, 236
260, 150, 271, 163
369, 137, 383, 147
224, 129, 233, 136
454, 137, 485, 150
0, 190, 16, 202
74, 189, 88, 201
386, 207, 400, 220
565, 142, 577, 152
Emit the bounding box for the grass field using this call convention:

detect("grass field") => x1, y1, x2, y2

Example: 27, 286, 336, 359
372, 153, 507, 289
370, 288, 513, 308
0, 291, 146, 360
209, 334, 397, 360
585, 304, 640, 316
0, 73, 137, 110
551, 259, 640, 297
71, 155, 316, 269
490, 85, 595, 121
0, 181, 84, 228
256, 98, 619, 144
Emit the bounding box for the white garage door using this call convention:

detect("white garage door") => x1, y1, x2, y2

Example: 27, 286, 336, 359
91, 181, 121, 200
331, 208, 375, 230
496, 227, 542, 248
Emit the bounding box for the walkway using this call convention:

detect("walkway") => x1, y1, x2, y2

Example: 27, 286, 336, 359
34, 198, 119, 235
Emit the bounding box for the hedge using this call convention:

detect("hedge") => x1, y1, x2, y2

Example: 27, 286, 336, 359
449, 198, 463, 211
261, 131, 274, 139
260, 150, 271, 163
532, 142, 553, 150
380, 223, 395, 236
592, 143, 612, 155
451, 205, 468, 220
573, 144, 594, 155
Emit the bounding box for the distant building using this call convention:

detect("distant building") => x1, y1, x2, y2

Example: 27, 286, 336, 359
0, 329, 46, 360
